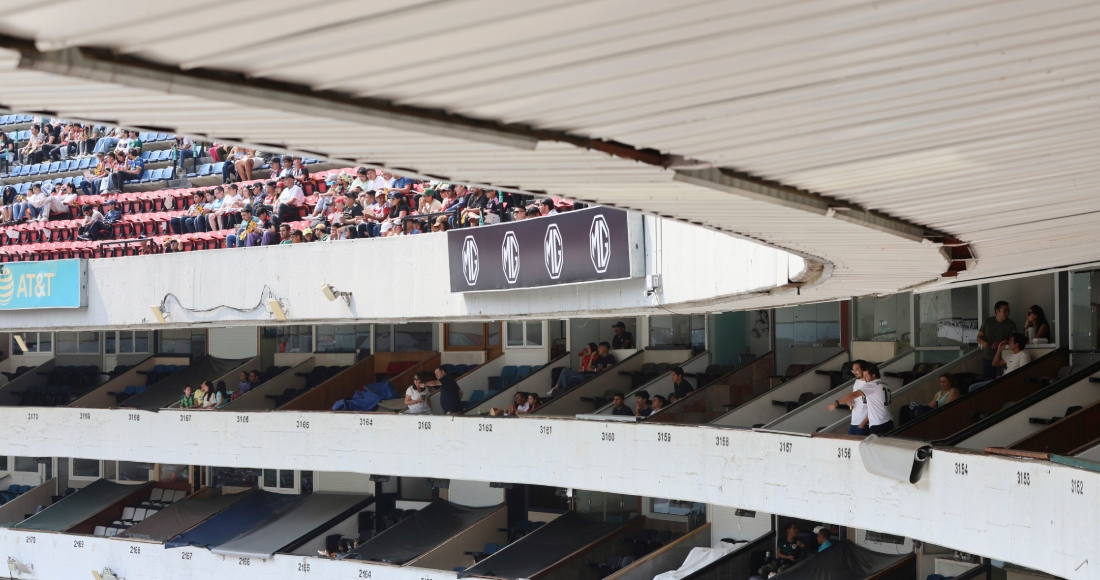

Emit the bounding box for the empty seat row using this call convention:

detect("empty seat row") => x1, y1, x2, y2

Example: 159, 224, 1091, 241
487, 365, 540, 391
14, 384, 94, 407
109, 386, 148, 405
0, 485, 32, 502
0, 114, 34, 125
139, 488, 187, 509
110, 506, 159, 528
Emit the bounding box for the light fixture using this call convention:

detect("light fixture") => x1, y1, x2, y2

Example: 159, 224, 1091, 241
149, 305, 168, 324
321, 283, 352, 305
489, 482, 513, 489
368, 475, 391, 483
93, 568, 121, 580
7, 557, 32, 575
426, 478, 450, 489
13, 334, 29, 353
266, 299, 288, 321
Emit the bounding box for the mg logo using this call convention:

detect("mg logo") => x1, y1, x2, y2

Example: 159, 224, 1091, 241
589, 215, 611, 273
461, 236, 480, 286
501, 231, 521, 284
544, 224, 564, 279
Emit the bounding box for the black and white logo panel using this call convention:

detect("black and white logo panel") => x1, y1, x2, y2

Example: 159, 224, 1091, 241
502, 231, 521, 284
448, 207, 633, 292
544, 224, 564, 279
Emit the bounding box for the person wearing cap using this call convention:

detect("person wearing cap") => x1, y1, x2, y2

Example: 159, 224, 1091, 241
312, 223, 330, 241
102, 197, 122, 226
431, 215, 449, 233
418, 190, 442, 214
611, 322, 634, 349
76, 204, 108, 241
379, 191, 408, 237
256, 208, 280, 246
275, 176, 305, 223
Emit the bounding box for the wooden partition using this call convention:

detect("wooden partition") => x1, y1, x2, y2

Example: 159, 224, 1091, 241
536, 516, 646, 580
892, 348, 1067, 443
710, 351, 840, 428
407, 505, 508, 571
278, 356, 376, 412
466, 353, 569, 416
606, 523, 711, 580
221, 358, 315, 411
0, 478, 57, 527
648, 354, 774, 425
593, 352, 711, 416
531, 350, 647, 416
69, 356, 189, 409
1007, 398, 1100, 454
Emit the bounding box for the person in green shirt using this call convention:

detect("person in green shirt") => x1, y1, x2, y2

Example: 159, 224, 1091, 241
977, 301, 1016, 379
128, 130, 142, 155
179, 385, 196, 409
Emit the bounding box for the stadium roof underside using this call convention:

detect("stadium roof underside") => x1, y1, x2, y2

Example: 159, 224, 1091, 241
2, 0, 1099, 304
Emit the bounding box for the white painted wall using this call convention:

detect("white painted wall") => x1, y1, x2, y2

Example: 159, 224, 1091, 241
446, 480, 504, 508
208, 327, 258, 358
0, 216, 801, 331
0, 409, 1095, 578
707, 505, 773, 543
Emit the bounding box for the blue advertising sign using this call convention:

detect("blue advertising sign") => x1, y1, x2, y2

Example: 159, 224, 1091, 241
0, 260, 87, 310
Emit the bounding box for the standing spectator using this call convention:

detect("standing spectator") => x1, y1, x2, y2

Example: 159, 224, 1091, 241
405, 375, 431, 414
610, 393, 634, 416
977, 301, 1016, 379
634, 391, 653, 418
424, 367, 463, 414
611, 322, 634, 349
1024, 305, 1050, 341
826, 364, 893, 435
846, 360, 870, 436
669, 366, 693, 398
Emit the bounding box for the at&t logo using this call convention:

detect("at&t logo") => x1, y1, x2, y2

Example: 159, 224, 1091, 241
461, 236, 479, 286
501, 231, 520, 284
589, 215, 611, 273
544, 224, 563, 279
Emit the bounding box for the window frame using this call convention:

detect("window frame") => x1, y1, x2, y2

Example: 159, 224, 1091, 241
505, 320, 544, 349
444, 322, 491, 351
69, 458, 103, 481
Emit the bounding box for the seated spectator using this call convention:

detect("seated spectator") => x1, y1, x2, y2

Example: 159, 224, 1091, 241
171, 192, 203, 235
610, 393, 634, 416
759, 523, 804, 576
275, 176, 305, 223
669, 393, 681, 405
22, 182, 48, 222
234, 371, 252, 399
196, 381, 216, 409
313, 223, 330, 241
539, 199, 558, 216
520, 393, 542, 414
969, 333, 1031, 393
977, 301, 1016, 379
77, 204, 110, 241
163, 238, 182, 253
405, 374, 431, 414
172, 135, 196, 175
214, 381, 229, 408
41, 182, 79, 221
814, 527, 833, 552
289, 229, 305, 244
179, 386, 196, 409
422, 367, 463, 414
512, 206, 527, 221
611, 322, 634, 348
508, 392, 528, 415
227, 207, 263, 248
256, 208, 280, 246
670, 366, 693, 398
419, 190, 443, 214
634, 391, 653, 417
651, 394, 668, 412
106, 149, 144, 193
302, 227, 316, 242
549, 342, 599, 396
1024, 305, 1050, 341
525, 206, 540, 218
431, 215, 449, 232
901, 373, 961, 424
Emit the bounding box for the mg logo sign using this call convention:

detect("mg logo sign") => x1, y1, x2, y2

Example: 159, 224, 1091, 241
501, 231, 521, 284
543, 224, 564, 279
589, 215, 611, 273
461, 236, 479, 286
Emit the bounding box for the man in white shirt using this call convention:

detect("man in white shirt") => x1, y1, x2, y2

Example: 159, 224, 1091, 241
968, 333, 1033, 393
20, 125, 45, 164
827, 364, 894, 435
369, 168, 389, 192
275, 176, 305, 223
846, 360, 870, 436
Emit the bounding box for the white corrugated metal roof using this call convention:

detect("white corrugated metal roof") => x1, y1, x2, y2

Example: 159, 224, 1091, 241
2, 0, 1095, 304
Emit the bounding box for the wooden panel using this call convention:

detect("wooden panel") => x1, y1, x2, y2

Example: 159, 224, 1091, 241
69, 356, 189, 409
278, 355, 375, 412
1009, 398, 1100, 454
893, 348, 1069, 442
648, 353, 774, 425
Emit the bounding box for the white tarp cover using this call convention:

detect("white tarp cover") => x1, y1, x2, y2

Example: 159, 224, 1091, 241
211, 492, 372, 560
653, 540, 748, 580
859, 435, 932, 484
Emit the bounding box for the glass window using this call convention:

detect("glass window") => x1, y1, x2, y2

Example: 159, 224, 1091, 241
72, 458, 100, 479
446, 323, 486, 349
301, 471, 314, 495
134, 331, 150, 353
262, 469, 297, 490
159, 329, 193, 354
78, 331, 100, 354
775, 303, 841, 348
650, 498, 706, 516
158, 464, 189, 484
398, 477, 433, 501
915, 288, 979, 347
57, 332, 79, 354
853, 293, 911, 343
488, 322, 501, 347
276, 325, 312, 353
113, 331, 150, 354
507, 321, 543, 348
117, 461, 153, 481
375, 325, 393, 353
211, 467, 262, 488
105, 332, 116, 354
0, 456, 7, 472
394, 323, 433, 351
650, 316, 705, 348
14, 332, 52, 355
13, 457, 37, 472
526, 484, 568, 512
316, 325, 371, 353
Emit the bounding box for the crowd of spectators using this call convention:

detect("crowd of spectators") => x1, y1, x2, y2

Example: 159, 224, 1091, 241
753, 523, 836, 578
178, 370, 264, 409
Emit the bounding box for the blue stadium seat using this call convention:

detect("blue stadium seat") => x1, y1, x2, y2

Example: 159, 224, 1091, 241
516, 365, 533, 380
465, 390, 486, 409
47, 161, 61, 173
497, 366, 518, 390
211, 162, 225, 175
196, 163, 212, 176
78, 157, 92, 169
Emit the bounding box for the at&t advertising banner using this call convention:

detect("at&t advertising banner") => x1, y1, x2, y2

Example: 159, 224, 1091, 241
447, 207, 642, 292
0, 260, 88, 310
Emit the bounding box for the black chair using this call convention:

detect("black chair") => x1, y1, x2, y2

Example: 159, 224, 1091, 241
1, 365, 34, 382
772, 391, 820, 413
816, 360, 855, 389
